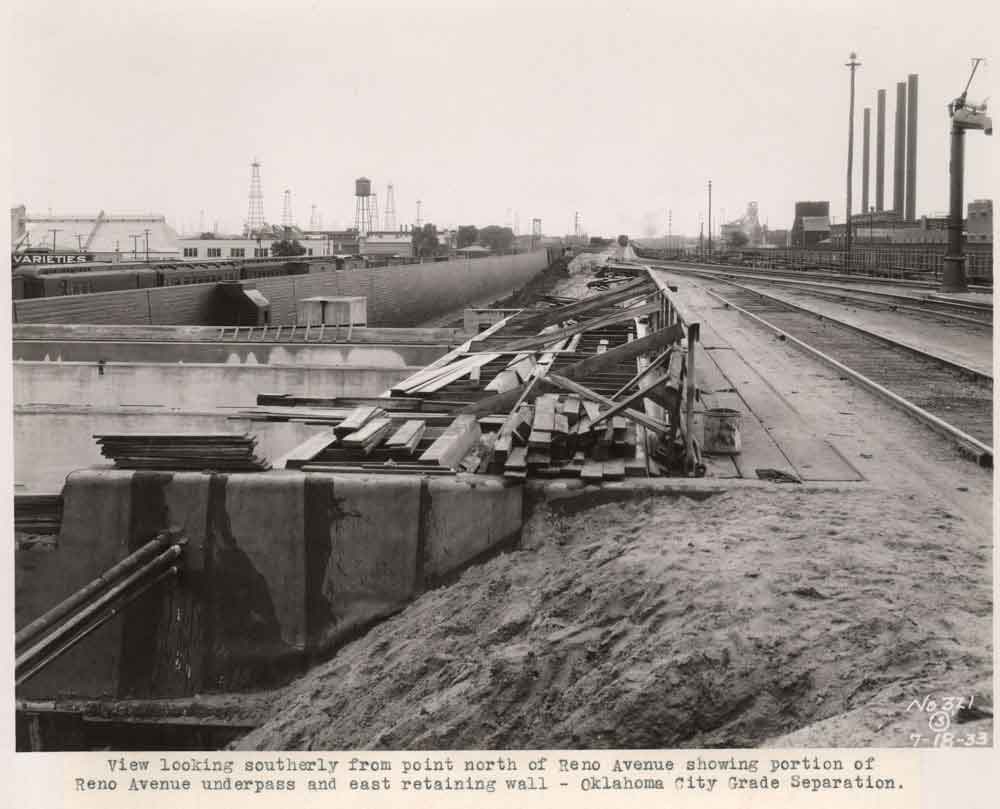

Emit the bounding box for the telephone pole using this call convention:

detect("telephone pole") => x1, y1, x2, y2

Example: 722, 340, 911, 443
845, 52, 861, 265
707, 181, 713, 256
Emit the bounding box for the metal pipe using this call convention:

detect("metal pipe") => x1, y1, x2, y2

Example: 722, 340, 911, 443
942, 122, 967, 291
16, 544, 184, 671
15, 529, 183, 650
16, 565, 180, 687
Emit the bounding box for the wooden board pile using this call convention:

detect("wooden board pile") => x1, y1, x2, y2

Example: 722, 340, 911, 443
14, 495, 63, 535
282, 405, 480, 475
486, 393, 647, 482
93, 433, 270, 471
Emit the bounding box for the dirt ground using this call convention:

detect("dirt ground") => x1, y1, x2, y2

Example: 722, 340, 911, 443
237, 483, 991, 750
237, 261, 992, 751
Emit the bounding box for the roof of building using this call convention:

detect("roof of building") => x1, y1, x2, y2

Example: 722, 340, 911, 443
16, 211, 180, 254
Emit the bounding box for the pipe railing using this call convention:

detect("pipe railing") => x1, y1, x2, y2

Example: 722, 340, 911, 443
15, 528, 187, 686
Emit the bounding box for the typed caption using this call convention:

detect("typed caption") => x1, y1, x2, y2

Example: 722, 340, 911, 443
64, 751, 920, 806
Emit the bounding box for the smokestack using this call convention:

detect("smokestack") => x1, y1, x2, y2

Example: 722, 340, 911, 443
862, 107, 871, 214
905, 73, 918, 221
876, 89, 886, 212
893, 82, 907, 216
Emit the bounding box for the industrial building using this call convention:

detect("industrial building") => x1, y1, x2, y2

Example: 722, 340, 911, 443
790, 201, 831, 248
11, 206, 180, 264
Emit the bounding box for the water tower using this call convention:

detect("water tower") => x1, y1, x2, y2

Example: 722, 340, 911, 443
354, 177, 376, 236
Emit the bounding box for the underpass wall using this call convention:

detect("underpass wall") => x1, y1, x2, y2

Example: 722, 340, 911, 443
12, 251, 550, 326
16, 471, 523, 699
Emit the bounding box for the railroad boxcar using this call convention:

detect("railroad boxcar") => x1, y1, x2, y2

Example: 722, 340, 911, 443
241, 261, 310, 281
22, 269, 158, 298
157, 264, 241, 286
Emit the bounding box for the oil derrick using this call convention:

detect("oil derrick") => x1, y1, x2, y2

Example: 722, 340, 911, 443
245, 158, 266, 236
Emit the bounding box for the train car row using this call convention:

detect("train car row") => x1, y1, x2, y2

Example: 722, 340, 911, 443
13, 261, 312, 299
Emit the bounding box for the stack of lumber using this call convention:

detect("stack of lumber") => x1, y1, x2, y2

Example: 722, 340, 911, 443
476, 390, 656, 482
14, 495, 63, 535
94, 433, 270, 471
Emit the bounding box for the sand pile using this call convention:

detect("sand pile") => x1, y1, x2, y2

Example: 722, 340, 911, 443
237, 486, 991, 750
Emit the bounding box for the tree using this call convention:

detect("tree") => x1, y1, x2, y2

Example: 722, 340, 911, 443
726, 230, 749, 248
457, 225, 479, 249
478, 225, 514, 252
411, 224, 440, 257
271, 239, 307, 257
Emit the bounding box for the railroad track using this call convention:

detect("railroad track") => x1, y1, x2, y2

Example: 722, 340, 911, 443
657, 264, 993, 328
645, 258, 993, 293
704, 283, 993, 467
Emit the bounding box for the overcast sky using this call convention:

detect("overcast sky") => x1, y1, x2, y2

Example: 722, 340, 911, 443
8, 0, 997, 238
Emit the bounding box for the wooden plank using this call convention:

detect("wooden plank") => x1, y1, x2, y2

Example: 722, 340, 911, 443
510, 276, 656, 332
709, 347, 861, 481
502, 301, 660, 352
545, 374, 670, 436
457, 324, 685, 418
271, 431, 338, 469
334, 405, 380, 437
493, 433, 512, 463
385, 419, 426, 455
484, 369, 520, 393
418, 414, 482, 468
412, 353, 502, 393
603, 460, 626, 481
341, 418, 395, 454
505, 446, 528, 470
590, 373, 669, 428
528, 430, 552, 448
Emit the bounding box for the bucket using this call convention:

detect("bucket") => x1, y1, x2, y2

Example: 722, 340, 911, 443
703, 408, 742, 454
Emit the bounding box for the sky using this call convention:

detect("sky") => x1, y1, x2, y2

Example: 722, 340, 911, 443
7, 0, 998, 238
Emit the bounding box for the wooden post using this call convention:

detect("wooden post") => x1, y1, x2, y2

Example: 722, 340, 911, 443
684, 323, 700, 474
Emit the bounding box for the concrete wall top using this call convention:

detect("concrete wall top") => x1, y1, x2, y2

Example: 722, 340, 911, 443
12, 250, 549, 328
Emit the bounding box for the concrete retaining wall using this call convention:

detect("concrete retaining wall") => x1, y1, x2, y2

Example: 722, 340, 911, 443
14, 413, 338, 493
16, 471, 523, 699
14, 362, 419, 410
13, 251, 550, 327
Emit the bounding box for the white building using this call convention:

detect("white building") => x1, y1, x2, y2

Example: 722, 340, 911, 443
11, 206, 180, 263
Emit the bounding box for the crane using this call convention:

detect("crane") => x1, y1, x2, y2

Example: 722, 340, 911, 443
942, 59, 992, 292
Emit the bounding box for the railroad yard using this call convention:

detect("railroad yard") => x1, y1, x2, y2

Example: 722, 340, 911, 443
12, 248, 994, 751
227, 254, 993, 750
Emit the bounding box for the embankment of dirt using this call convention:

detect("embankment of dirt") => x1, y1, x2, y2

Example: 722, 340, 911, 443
236, 485, 992, 750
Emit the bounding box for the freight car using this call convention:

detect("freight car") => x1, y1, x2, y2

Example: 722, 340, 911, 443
157, 264, 241, 286
21, 269, 159, 298
12, 260, 316, 299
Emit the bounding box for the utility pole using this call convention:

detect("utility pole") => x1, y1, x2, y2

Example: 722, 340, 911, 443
48, 228, 61, 253
707, 181, 712, 257
845, 52, 861, 268
667, 209, 672, 252
75, 234, 85, 251
942, 58, 992, 292
129, 234, 141, 260
143, 228, 151, 263
416, 200, 422, 228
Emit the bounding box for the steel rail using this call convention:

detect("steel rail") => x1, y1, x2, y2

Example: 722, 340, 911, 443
650, 262, 993, 317
687, 274, 991, 383
705, 288, 993, 468
644, 257, 992, 293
